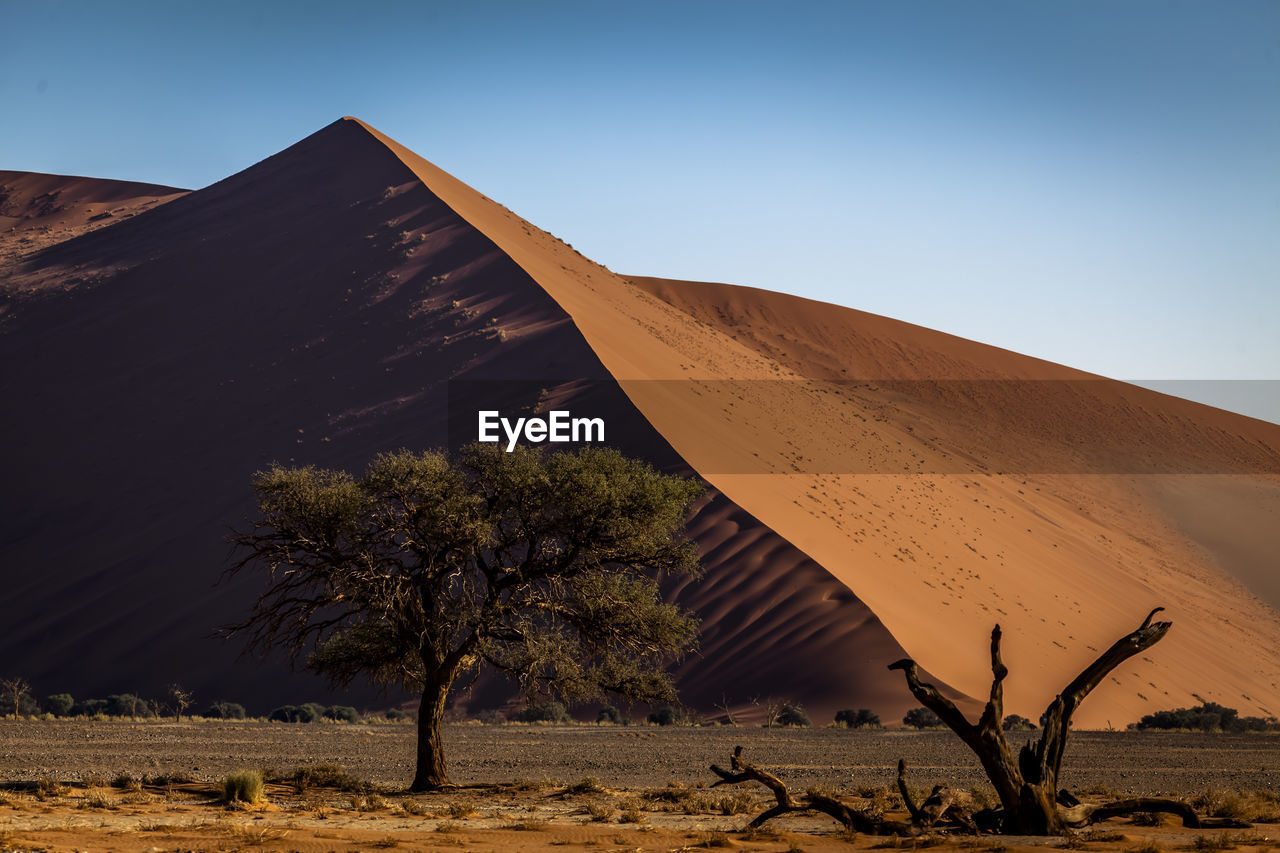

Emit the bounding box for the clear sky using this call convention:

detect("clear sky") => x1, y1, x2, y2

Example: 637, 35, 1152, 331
2, 1, 1277, 419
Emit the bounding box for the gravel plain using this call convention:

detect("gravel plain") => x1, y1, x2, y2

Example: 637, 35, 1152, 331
2, 720, 1278, 794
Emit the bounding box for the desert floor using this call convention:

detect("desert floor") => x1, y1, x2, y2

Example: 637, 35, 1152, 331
1, 721, 1278, 853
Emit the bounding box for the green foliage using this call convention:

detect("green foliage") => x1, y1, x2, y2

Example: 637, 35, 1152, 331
596, 705, 622, 724
44, 694, 75, 717
230, 444, 703, 786
1134, 702, 1280, 733
776, 703, 811, 727
269, 703, 326, 723
232, 445, 701, 701
903, 707, 943, 729
205, 701, 247, 719
835, 708, 880, 728
647, 704, 683, 726
385, 708, 412, 721
325, 704, 360, 723
222, 769, 265, 803
515, 700, 571, 723
72, 698, 108, 716
104, 694, 153, 718
1001, 714, 1037, 732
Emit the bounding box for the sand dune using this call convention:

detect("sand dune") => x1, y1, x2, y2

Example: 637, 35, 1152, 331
0, 120, 962, 724
2, 117, 1277, 728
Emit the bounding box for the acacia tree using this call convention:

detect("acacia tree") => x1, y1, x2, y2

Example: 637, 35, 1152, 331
227, 444, 702, 790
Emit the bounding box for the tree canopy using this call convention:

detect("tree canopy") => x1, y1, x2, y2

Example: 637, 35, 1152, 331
228, 444, 703, 789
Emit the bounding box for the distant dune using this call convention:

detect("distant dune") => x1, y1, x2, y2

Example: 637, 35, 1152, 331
2, 118, 1277, 727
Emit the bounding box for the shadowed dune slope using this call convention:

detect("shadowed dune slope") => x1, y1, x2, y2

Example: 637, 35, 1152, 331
0, 119, 966, 723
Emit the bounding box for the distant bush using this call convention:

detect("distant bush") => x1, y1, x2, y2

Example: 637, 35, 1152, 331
1002, 714, 1037, 731
44, 694, 75, 717
205, 701, 247, 720
1133, 702, 1280, 733
647, 705, 685, 726
902, 707, 943, 729
515, 701, 571, 724
596, 705, 622, 724
472, 709, 506, 725
324, 705, 359, 723
835, 708, 881, 729
269, 704, 321, 723
72, 698, 108, 717
223, 769, 264, 804
776, 704, 811, 727
105, 694, 153, 718
385, 708, 412, 722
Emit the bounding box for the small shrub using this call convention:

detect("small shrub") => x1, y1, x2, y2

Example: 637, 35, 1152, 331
223, 769, 265, 804
385, 708, 411, 721
400, 798, 428, 816
350, 792, 388, 811
269, 703, 320, 723
619, 808, 646, 824
716, 791, 755, 815
585, 801, 615, 821
515, 701, 570, 724
288, 763, 365, 792
206, 701, 247, 719
105, 693, 153, 718
43, 693, 74, 716
1126, 842, 1165, 853
473, 708, 506, 725
324, 705, 359, 723
903, 707, 943, 729
565, 776, 605, 795
597, 705, 622, 724
71, 698, 108, 716
1002, 714, 1037, 731
776, 704, 811, 727
34, 777, 67, 800
835, 708, 881, 728
111, 773, 142, 792
647, 705, 684, 726
445, 800, 476, 818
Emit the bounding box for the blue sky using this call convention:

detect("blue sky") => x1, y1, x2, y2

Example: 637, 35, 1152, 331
2, 1, 1277, 419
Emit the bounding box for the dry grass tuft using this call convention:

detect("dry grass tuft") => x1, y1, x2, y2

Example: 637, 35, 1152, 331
78, 788, 116, 810
349, 792, 389, 812
585, 801, 615, 822
445, 800, 476, 818
1125, 842, 1164, 853
565, 776, 605, 795
222, 770, 264, 804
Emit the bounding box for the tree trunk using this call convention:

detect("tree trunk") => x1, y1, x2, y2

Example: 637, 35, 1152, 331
889, 608, 1172, 835
410, 680, 451, 791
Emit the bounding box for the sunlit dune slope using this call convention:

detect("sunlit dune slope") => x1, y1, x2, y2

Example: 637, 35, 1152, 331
355, 116, 1280, 727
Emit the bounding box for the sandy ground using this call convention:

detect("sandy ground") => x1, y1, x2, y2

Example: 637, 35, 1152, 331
3, 720, 1279, 793
3, 722, 1280, 852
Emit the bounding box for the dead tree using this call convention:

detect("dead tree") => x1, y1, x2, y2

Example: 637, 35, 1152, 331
710, 608, 1248, 837
888, 607, 1247, 834
710, 747, 983, 835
